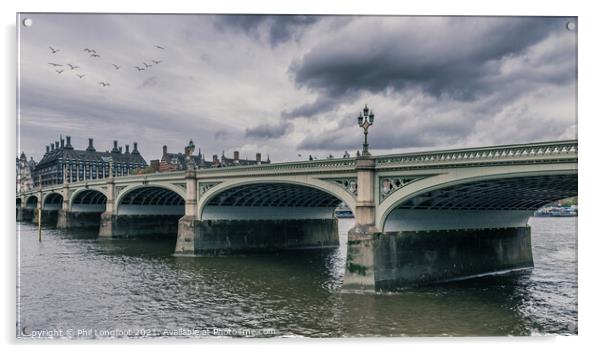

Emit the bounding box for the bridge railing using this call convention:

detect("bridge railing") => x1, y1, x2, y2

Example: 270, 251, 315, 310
375, 140, 577, 168
18, 140, 578, 197
194, 157, 358, 175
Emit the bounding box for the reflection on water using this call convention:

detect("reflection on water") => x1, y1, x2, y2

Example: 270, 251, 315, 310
17, 217, 577, 337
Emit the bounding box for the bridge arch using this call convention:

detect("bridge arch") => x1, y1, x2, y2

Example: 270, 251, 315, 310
377, 167, 577, 231
25, 195, 38, 209
198, 176, 356, 220
70, 188, 107, 213
115, 183, 186, 216
42, 192, 63, 210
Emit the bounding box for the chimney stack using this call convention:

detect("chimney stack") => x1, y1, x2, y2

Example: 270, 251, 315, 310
125, 144, 130, 154
162, 145, 168, 156
256, 153, 261, 163
65, 136, 73, 149
234, 151, 240, 161
46, 145, 50, 153
132, 142, 139, 154
51, 143, 55, 152
86, 138, 96, 152
55, 141, 59, 150
60, 138, 64, 148
112, 140, 119, 153
213, 154, 218, 163
119, 146, 122, 153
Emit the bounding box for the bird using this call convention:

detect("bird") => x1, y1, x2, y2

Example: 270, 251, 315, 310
98, 82, 110, 87
143, 62, 152, 68
56, 69, 64, 74
49, 46, 60, 54
134, 66, 145, 71
83, 48, 96, 53
48, 63, 63, 67
111, 64, 121, 70
76, 74, 86, 79
67, 64, 79, 70
90, 53, 100, 58
154, 45, 165, 50
151, 59, 162, 64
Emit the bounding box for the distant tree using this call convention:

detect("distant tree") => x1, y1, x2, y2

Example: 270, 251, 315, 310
133, 166, 156, 175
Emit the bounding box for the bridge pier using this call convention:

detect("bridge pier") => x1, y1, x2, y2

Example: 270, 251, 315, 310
100, 213, 181, 237
175, 168, 199, 253
372, 227, 533, 290
17, 208, 34, 222
33, 208, 59, 225
57, 210, 103, 229
175, 218, 339, 255
344, 206, 537, 291
343, 155, 380, 291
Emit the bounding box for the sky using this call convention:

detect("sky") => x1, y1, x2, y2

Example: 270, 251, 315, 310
17, 14, 577, 163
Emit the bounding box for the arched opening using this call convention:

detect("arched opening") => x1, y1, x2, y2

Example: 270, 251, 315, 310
190, 182, 345, 254
370, 173, 578, 289
61, 189, 109, 229
383, 174, 578, 232
33, 192, 64, 226
118, 186, 185, 216
71, 189, 107, 213
106, 186, 185, 238
202, 183, 343, 220
43, 193, 63, 210
16, 197, 25, 221
25, 195, 38, 209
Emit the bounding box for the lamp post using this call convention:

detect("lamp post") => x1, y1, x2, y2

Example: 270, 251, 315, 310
357, 104, 375, 156
186, 139, 195, 171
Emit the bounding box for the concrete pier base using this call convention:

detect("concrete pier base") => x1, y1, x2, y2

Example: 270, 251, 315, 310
32, 209, 59, 226
174, 218, 339, 255
341, 224, 380, 292
57, 210, 102, 229
16, 208, 34, 222
342, 227, 533, 292
99, 212, 181, 238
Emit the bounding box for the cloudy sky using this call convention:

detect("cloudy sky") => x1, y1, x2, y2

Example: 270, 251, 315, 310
17, 14, 577, 162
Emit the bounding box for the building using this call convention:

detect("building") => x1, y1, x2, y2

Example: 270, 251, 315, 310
158, 139, 270, 172
32, 136, 147, 187
16, 152, 36, 192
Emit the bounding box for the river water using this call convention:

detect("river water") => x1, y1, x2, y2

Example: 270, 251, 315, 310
16, 217, 577, 338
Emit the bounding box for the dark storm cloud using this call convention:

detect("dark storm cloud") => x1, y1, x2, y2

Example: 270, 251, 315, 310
288, 17, 573, 118
298, 110, 474, 151
281, 96, 342, 119
18, 14, 576, 162
214, 15, 320, 47
245, 121, 292, 139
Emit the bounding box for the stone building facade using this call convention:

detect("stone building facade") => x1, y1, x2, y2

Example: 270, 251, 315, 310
157, 139, 270, 172
16, 152, 36, 192
32, 136, 147, 187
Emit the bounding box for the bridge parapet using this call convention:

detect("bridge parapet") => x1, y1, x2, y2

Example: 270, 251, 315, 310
375, 140, 577, 169
194, 158, 357, 178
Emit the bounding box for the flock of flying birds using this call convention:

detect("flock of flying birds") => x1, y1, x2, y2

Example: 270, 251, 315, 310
46, 44, 166, 88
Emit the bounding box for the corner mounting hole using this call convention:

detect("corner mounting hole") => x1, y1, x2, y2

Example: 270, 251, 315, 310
23, 18, 33, 27
566, 21, 576, 31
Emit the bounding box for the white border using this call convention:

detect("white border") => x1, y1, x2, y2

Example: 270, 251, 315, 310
2, 1, 601, 353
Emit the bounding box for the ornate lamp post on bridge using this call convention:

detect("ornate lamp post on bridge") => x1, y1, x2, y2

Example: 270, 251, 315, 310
345, 103, 379, 291
357, 104, 375, 156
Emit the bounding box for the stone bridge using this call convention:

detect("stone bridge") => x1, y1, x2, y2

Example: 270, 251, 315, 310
17, 140, 577, 292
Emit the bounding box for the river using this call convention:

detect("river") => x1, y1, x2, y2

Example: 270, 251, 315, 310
16, 217, 577, 338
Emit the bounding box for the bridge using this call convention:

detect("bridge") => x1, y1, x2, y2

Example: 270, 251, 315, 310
16, 140, 577, 292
